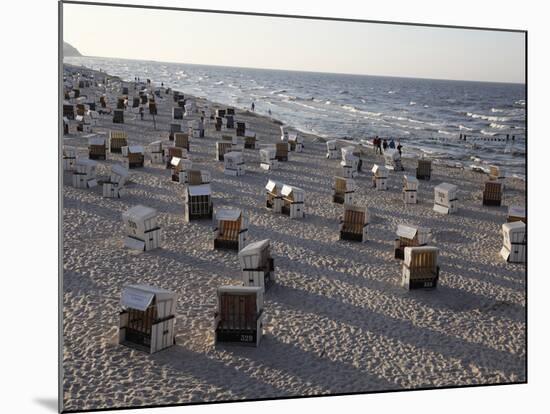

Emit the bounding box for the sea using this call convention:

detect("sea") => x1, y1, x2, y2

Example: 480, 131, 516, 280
64, 56, 526, 179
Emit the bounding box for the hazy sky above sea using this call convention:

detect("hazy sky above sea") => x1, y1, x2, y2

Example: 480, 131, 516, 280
63, 3, 525, 83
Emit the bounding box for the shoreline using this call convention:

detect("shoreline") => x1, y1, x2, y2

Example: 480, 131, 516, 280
62, 64, 526, 412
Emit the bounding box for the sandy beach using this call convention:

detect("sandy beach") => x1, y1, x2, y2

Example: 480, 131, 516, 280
62, 65, 526, 411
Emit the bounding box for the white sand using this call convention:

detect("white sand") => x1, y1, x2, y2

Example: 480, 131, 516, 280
62, 66, 526, 411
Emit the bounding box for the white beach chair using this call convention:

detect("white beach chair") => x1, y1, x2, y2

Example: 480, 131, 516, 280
281, 185, 305, 219
371, 164, 388, 190
402, 175, 419, 204
122, 205, 162, 251
500, 221, 526, 263
238, 239, 275, 292
433, 182, 458, 214
394, 224, 431, 260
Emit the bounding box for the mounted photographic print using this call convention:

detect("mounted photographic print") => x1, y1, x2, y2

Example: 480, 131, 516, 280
60, 1, 526, 412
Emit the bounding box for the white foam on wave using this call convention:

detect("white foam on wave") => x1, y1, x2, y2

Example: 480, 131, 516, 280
489, 122, 507, 129
467, 112, 510, 122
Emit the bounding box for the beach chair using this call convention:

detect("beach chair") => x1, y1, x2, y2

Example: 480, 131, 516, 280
76, 103, 86, 116
489, 165, 505, 181
184, 102, 196, 117
215, 141, 232, 161
483, 181, 503, 207
169, 122, 182, 141
384, 149, 404, 171
260, 146, 278, 170
174, 132, 190, 151
371, 164, 388, 190
140, 94, 148, 105
119, 284, 176, 353
507, 206, 526, 224
113, 109, 124, 124
326, 140, 339, 159
403, 175, 419, 204
341, 147, 359, 178
281, 185, 305, 219
172, 106, 183, 120
149, 101, 157, 115
225, 114, 235, 129
103, 164, 129, 198
265, 179, 283, 213
213, 208, 249, 251
339, 204, 369, 242
224, 151, 246, 176
147, 140, 163, 164
401, 246, 440, 289
62, 146, 78, 171
184, 172, 213, 222
117, 97, 125, 110
99, 96, 107, 108
132, 97, 140, 108
109, 130, 128, 153
416, 159, 432, 180
394, 224, 431, 260
72, 158, 98, 189
500, 221, 526, 263
122, 86, 129, 95
275, 142, 289, 162
216, 109, 226, 118
244, 131, 257, 149
239, 239, 275, 292
63, 104, 75, 120
165, 146, 184, 169
126, 145, 145, 169
88, 135, 107, 160
288, 133, 303, 152
236, 121, 246, 137
122, 205, 162, 251
433, 183, 458, 214
187, 119, 204, 138
227, 108, 235, 116
333, 176, 357, 205
170, 156, 193, 183
215, 286, 264, 347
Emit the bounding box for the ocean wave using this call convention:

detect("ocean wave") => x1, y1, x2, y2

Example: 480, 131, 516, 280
214, 81, 224, 85
271, 89, 286, 94
437, 130, 454, 136
489, 122, 507, 129
491, 108, 505, 113
466, 112, 510, 122
481, 129, 498, 136
458, 125, 473, 131
409, 101, 416, 105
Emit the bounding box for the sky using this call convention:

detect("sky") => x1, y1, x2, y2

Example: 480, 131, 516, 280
63, 3, 526, 83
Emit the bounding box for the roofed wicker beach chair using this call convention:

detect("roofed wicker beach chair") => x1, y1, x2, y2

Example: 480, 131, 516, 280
236, 121, 246, 137
117, 97, 125, 110
260, 146, 278, 170
63, 104, 75, 120
339, 204, 369, 242
371, 164, 388, 190
113, 109, 124, 124
281, 185, 305, 219
109, 130, 128, 153
122, 205, 162, 251
384, 148, 404, 171
119, 284, 176, 353
147, 140, 163, 164
500, 221, 526, 263
216, 141, 233, 161
62, 146, 78, 171
215, 286, 264, 347
213, 208, 249, 251
433, 182, 458, 214
483, 181, 503, 207
489, 165, 505, 181
88, 135, 107, 160
188, 119, 204, 138
72, 158, 98, 189
184, 171, 213, 222
288, 133, 303, 152
341, 146, 360, 178
416, 159, 432, 180
401, 246, 440, 289
126, 145, 145, 169
333, 176, 356, 205
244, 130, 257, 149
326, 140, 339, 159
164, 120, 178, 139
132, 96, 140, 108
174, 132, 190, 151
265, 179, 283, 213
170, 156, 193, 182
165, 146, 184, 169
403, 175, 419, 204
239, 239, 274, 292
507, 205, 526, 224
394, 224, 431, 260
102, 164, 129, 198
224, 151, 245, 176
172, 106, 183, 120
275, 142, 289, 162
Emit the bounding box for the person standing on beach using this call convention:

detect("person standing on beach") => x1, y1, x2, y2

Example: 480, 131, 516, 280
397, 140, 403, 156
389, 138, 395, 149
251, 102, 255, 112
382, 139, 388, 152
268, 109, 272, 116
139, 106, 144, 120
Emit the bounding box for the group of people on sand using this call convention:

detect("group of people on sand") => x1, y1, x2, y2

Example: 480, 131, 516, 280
373, 136, 402, 156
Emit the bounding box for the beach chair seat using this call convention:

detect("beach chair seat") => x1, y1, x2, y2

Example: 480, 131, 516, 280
433, 182, 458, 214
63, 104, 75, 120
500, 221, 526, 263
402, 175, 419, 204
149, 101, 157, 115
275, 142, 289, 162
184, 180, 213, 222
174, 132, 190, 150
483, 181, 503, 206
332, 176, 356, 204
126, 146, 145, 169
244, 131, 256, 149
88, 136, 107, 160
216, 141, 233, 161
165, 147, 184, 169
238, 239, 275, 292
213, 208, 248, 251
236, 121, 246, 137
215, 286, 264, 347
394, 224, 431, 260
401, 246, 439, 289
339, 205, 368, 242
489, 165, 505, 181
281, 185, 305, 219
113, 109, 124, 124
416, 159, 431, 180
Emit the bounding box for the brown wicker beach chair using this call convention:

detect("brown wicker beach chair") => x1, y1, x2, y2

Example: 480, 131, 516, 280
109, 131, 128, 153
174, 133, 190, 151
483, 181, 503, 206
416, 159, 432, 180
275, 142, 288, 162
402, 246, 439, 289
339, 205, 368, 242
